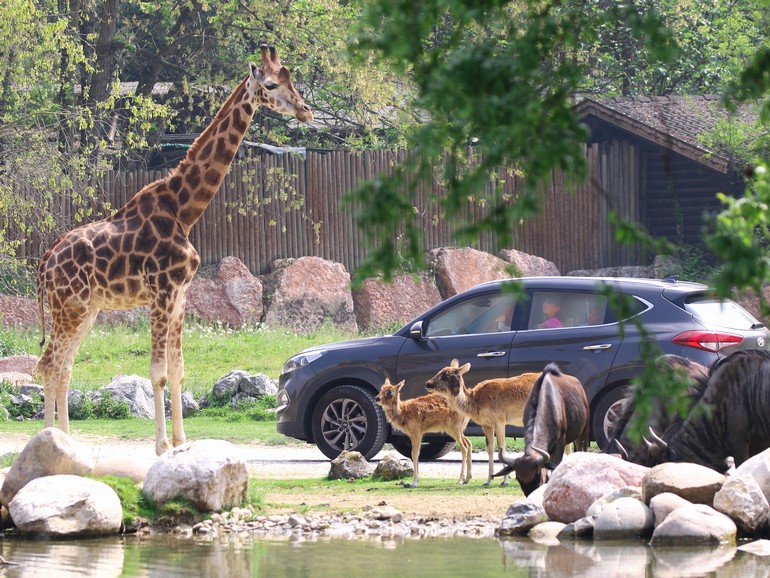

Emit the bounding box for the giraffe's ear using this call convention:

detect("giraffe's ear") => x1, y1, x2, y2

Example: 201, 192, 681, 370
249, 62, 261, 80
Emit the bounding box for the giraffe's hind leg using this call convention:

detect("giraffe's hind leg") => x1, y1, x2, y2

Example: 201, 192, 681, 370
36, 306, 99, 434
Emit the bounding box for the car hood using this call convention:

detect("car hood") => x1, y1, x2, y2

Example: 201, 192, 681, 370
299, 335, 394, 355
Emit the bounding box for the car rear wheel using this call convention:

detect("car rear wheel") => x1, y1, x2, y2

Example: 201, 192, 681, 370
311, 385, 387, 460
390, 438, 457, 461
591, 385, 634, 450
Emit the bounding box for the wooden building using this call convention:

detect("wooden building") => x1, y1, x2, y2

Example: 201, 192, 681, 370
573, 95, 754, 251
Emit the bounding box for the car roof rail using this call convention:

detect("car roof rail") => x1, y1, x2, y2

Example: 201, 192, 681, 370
662, 275, 679, 284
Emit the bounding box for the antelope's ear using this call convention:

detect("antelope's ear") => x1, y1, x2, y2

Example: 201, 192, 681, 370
450, 358, 460, 368
459, 363, 471, 375
382, 377, 392, 386
395, 380, 406, 391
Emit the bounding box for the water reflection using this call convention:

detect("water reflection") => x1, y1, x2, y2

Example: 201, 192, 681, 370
0, 533, 767, 577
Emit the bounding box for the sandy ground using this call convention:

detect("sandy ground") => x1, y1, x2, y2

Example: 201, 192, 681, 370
0, 434, 520, 520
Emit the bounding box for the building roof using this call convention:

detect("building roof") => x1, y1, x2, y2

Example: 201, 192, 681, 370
574, 95, 759, 174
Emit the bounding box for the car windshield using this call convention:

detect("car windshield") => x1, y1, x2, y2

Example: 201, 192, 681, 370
684, 296, 762, 330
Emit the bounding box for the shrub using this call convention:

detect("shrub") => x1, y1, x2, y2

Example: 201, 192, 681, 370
0, 380, 42, 419
93, 391, 132, 420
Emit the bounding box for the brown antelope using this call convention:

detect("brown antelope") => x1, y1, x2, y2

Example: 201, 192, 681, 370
375, 378, 472, 488
425, 359, 539, 486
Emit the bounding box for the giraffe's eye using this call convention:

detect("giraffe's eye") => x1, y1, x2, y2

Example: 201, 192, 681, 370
264, 82, 280, 90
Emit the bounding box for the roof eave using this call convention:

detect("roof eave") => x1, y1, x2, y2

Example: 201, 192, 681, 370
574, 100, 732, 174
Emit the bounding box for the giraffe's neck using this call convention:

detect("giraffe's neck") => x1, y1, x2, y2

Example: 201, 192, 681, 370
167, 76, 263, 232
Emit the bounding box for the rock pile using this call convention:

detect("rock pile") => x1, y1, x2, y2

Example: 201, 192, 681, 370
0, 429, 248, 538
497, 451, 770, 547
2, 247, 769, 334
0, 364, 276, 421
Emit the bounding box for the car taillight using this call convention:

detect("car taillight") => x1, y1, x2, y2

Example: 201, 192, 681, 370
672, 330, 743, 352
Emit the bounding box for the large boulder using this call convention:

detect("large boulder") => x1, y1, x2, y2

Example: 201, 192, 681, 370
92, 374, 157, 419
642, 462, 726, 505
650, 503, 737, 546
0, 371, 34, 387
328, 450, 374, 480
212, 370, 276, 402
428, 247, 510, 298
593, 497, 654, 540
0, 354, 38, 374
498, 249, 559, 277
8, 474, 122, 537
186, 256, 263, 328
0, 295, 38, 330
542, 453, 648, 524
352, 271, 442, 331
263, 256, 357, 332
142, 439, 249, 512
732, 448, 770, 501
496, 501, 549, 536
0, 428, 94, 506
649, 492, 693, 526
713, 473, 770, 534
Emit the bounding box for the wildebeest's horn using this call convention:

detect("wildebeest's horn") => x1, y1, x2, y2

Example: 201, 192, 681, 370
532, 446, 550, 462
492, 464, 514, 478
648, 427, 667, 449
498, 447, 516, 465
612, 439, 629, 460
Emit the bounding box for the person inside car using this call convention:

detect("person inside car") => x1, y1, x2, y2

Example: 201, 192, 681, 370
538, 297, 563, 329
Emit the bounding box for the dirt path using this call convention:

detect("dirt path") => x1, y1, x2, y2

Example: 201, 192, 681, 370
0, 434, 520, 520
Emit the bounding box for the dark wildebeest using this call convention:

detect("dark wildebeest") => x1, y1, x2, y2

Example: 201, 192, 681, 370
492, 363, 590, 496
648, 349, 770, 473
604, 354, 710, 467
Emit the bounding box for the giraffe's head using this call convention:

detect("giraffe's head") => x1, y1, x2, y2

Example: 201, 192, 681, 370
248, 44, 314, 123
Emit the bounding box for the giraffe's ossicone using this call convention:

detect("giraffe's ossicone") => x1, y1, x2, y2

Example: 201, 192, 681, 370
35, 45, 313, 456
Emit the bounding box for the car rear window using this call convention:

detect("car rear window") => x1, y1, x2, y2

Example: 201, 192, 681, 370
683, 296, 762, 330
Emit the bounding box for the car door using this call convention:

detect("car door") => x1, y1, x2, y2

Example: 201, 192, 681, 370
508, 288, 621, 393
394, 289, 519, 401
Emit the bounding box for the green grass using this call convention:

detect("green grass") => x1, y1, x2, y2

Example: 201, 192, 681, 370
0, 417, 301, 445
248, 475, 524, 514
0, 319, 366, 396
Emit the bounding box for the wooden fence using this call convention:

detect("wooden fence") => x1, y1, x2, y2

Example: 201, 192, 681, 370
13, 144, 644, 276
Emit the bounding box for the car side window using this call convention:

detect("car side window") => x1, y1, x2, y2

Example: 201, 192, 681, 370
527, 292, 610, 329
425, 293, 517, 337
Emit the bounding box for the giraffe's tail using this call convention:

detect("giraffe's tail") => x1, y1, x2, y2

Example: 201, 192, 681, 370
36, 264, 46, 348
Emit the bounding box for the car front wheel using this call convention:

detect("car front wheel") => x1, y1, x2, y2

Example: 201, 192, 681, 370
311, 385, 387, 460
390, 437, 457, 461
591, 385, 634, 450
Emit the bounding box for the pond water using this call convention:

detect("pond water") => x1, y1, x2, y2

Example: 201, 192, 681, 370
0, 533, 767, 577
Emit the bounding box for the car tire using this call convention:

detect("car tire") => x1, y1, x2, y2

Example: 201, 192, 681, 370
390, 438, 457, 461
591, 385, 634, 450
311, 385, 387, 460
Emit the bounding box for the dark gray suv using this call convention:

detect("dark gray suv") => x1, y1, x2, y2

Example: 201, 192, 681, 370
276, 276, 769, 460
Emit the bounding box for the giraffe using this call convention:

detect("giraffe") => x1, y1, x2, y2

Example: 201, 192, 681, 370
35, 45, 313, 455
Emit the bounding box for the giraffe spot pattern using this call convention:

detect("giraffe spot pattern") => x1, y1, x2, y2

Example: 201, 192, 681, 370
233, 108, 247, 132
186, 165, 201, 188
199, 140, 214, 161
204, 168, 220, 186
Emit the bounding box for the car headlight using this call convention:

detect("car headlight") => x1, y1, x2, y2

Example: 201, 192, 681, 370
281, 350, 325, 374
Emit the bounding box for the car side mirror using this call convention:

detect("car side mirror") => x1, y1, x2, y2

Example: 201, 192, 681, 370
409, 321, 424, 340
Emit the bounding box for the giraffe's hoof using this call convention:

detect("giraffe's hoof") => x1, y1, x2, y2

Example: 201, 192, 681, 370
156, 439, 172, 456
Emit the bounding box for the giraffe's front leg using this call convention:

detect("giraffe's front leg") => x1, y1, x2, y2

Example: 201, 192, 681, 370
150, 299, 172, 455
